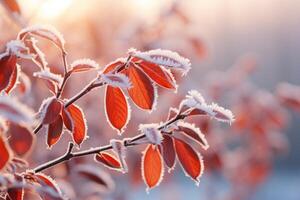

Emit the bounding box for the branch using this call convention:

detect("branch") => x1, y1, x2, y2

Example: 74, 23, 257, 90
33, 56, 130, 135
33, 113, 186, 173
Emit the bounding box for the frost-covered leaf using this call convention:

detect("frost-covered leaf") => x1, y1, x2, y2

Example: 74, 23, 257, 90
62, 104, 87, 147
102, 58, 126, 74
105, 86, 130, 134
94, 152, 122, 171
176, 121, 209, 150
5, 64, 20, 94
100, 73, 131, 89
129, 48, 191, 75
209, 103, 235, 124
174, 138, 203, 184
0, 54, 17, 92
7, 123, 34, 157
70, 59, 99, 73
37, 97, 62, 124
47, 115, 63, 148
0, 95, 35, 125
0, 134, 10, 171
110, 139, 127, 173
125, 64, 156, 110
5, 40, 32, 59
142, 144, 164, 191
33, 68, 63, 86
28, 172, 63, 200
139, 124, 163, 145
18, 25, 65, 51
74, 164, 115, 193
160, 135, 176, 171
25, 37, 48, 69
134, 60, 177, 90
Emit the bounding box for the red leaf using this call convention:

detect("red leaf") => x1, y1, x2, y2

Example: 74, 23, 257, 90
0, 135, 10, 170
0, 55, 17, 92
167, 107, 178, 120
160, 135, 176, 170
94, 152, 122, 170
31, 173, 62, 200
1, 0, 21, 15
5, 64, 20, 94
135, 60, 176, 89
103, 58, 126, 74
70, 59, 99, 73
105, 86, 129, 133
142, 144, 164, 190
47, 115, 63, 148
174, 138, 203, 183
62, 104, 87, 146
39, 97, 62, 124
8, 123, 34, 157
176, 122, 209, 150
126, 64, 156, 110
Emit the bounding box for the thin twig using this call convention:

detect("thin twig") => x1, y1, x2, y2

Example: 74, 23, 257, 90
33, 113, 187, 173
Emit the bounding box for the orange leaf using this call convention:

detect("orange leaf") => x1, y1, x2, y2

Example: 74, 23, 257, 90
8, 123, 34, 157
126, 64, 156, 110
142, 144, 164, 190
136, 60, 176, 89
63, 104, 87, 146
174, 138, 203, 183
0, 135, 10, 170
94, 152, 122, 170
47, 115, 63, 148
105, 86, 129, 133
160, 135, 176, 170
0, 55, 17, 92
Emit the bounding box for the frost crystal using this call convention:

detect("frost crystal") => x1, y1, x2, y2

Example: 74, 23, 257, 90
209, 103, 235, 124
110, 139, 128, 173
33, 68, 63, 85
70, 58, 99, 70
6, 40, 33, 59
100, 73, 132, 89
139, 124, 163, 145
129, 48, 191, 75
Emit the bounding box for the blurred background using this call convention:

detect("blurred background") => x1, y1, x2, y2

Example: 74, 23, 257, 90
1, 0, 300, 199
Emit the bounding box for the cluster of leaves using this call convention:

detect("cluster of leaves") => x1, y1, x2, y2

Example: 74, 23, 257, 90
0, 23, 235, 199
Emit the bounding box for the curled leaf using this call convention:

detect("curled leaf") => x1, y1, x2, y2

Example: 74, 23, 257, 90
62, 104, 87, 146
18, 25, 65, 51
70, 59, 99, 73
94, 152, 122, 171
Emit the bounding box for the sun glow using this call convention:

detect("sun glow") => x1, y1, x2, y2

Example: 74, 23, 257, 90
25, 0, 73, 20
